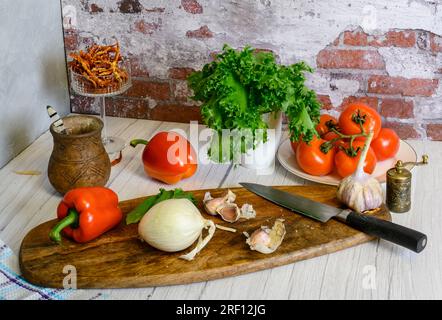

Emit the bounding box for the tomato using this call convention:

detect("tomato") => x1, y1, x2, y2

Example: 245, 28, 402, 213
370, 128, 400, 161
339, 103, 382, 139
316, 114, 338, 136
334, 140, 377, 178
296, 136, 336, 176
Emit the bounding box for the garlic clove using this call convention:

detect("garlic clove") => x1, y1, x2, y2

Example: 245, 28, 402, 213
248, 227, 272, 247
216, 203, 241, 223
240, 203, 256, 219
203, 189, 237, 216
245, 219, 286, 254
203, 197, 227, 215
202, 190, 256, 222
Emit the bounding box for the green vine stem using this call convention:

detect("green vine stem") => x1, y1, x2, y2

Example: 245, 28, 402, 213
320, 127, 368, 155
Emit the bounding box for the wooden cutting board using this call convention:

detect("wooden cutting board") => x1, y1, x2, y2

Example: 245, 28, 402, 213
19, 185, 390, 289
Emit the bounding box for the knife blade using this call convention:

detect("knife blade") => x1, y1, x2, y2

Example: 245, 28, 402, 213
240, 182, 427, 253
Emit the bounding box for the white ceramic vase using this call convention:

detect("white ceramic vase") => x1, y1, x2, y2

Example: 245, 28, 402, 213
240, 111, 283, 172
202, 111, 283, 172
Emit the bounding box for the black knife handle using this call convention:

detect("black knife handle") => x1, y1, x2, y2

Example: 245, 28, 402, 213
345, 212, 427, 253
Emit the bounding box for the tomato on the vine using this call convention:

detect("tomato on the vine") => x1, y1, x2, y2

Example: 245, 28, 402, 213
296, 136, 336, 176
339, 103, 382, 139
322, 131, 348, 150
316, 114, 338, 136
370, 128, 400, 161
334, 140, 377, 178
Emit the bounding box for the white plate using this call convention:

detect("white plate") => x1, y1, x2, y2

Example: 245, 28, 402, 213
277, 138, 417, 186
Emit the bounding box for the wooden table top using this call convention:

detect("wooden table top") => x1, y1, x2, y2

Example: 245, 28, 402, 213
1, 116, 441, 299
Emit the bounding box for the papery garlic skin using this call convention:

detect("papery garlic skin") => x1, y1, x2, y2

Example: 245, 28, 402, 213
224, 190, 236, 203
337, 174, 383, 213
240, 203, 256, 219
138, 199, 206, 252
216, 202, 241, 223
203, 192, 213, 202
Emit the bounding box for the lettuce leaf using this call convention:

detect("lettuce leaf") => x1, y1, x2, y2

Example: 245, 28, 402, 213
126, 188, 196, 225
188, 45, 320, 161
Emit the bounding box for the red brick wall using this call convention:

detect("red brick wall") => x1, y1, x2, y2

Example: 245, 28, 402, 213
62, 0, 442, 140
315, 29, 441, 140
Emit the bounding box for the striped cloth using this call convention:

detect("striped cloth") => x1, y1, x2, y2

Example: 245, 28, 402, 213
0, 239, 108, 300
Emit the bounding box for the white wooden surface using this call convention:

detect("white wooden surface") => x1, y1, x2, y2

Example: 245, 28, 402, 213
0, 116, 441, 300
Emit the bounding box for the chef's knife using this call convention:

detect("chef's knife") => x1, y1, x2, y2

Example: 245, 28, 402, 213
240, 183, 427, 253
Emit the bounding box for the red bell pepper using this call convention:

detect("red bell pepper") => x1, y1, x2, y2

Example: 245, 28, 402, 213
130, 131, 197, 184
49, 187, 123, 243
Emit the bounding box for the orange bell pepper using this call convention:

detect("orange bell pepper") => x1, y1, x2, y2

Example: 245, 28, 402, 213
49, 187, 122, 243
130, 131, 197, 184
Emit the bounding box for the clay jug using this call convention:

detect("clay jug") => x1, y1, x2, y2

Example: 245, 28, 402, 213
48, 115, 111, 194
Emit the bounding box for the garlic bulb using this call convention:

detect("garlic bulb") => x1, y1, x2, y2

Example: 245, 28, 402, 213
138, 198, 215, 260
337, 131, 383, 213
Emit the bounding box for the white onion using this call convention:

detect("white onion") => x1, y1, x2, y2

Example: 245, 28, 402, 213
138, 198, 216, 260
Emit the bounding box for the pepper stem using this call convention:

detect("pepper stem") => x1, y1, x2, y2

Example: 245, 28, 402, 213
49, 208, 79, 244
130, 139, 149, 148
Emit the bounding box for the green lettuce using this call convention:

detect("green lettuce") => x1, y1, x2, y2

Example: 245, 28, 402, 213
188, 45, 320, 162
126, 188, 196, 225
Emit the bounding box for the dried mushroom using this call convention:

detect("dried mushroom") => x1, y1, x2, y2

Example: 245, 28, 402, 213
245, 219, 286, 254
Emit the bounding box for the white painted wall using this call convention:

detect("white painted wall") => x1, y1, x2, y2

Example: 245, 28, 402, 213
0, 0, 69, 168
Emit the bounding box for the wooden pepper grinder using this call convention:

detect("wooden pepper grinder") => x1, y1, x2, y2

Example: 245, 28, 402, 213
386, 155, 429, 213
